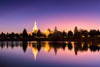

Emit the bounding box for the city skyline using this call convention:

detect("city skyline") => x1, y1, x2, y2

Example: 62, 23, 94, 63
1, 20, 100, 34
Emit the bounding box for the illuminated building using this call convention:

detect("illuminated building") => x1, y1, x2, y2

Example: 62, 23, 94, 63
32, 21, 38, 33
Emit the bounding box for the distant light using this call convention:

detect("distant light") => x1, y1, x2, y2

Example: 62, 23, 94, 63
44, 30, 50, 37
32, 21, 38, 33
82, 36, 85, 38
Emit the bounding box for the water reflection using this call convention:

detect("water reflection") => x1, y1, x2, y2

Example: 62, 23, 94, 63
0, 41, 100, 61
44, 41, 51, 52
22, 41, 27, 52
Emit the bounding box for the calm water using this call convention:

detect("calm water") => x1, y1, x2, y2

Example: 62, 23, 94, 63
0, 41, 100, 67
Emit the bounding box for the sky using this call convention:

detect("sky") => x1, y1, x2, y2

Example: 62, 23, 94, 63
0, 0, 100, 33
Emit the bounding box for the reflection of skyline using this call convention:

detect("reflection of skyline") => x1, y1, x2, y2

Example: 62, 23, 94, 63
0, 41, 100, 61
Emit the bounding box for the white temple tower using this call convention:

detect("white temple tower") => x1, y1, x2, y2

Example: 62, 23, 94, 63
32, 21, 38, 33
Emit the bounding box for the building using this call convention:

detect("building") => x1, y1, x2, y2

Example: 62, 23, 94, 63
32, 21, 38, 33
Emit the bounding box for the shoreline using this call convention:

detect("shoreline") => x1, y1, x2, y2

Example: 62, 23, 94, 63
0, 37, 100, 42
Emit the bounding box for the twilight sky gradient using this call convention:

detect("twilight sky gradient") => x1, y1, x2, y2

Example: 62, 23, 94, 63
0, 0, 100, 33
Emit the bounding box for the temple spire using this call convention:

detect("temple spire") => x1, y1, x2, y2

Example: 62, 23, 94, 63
32, 21, 38, 33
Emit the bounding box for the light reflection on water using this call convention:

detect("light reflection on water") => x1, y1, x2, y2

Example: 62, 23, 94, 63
0, 41, 100, 67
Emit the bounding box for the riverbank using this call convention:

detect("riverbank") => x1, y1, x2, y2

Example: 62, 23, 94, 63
0, 37, 100, 42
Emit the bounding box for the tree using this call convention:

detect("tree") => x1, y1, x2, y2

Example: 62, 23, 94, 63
0, 32, 6, 40
6, 32, 9, 38
74, 26, 78, 34
47, 28, 51, 32
68, 31, 73, 37
45, 28, 51, 37
22, 28, 28, 39
32, 32, 36, 37
1, 32, 5, 36
81, 30, 88, 38
15, 33, 20, 40
62, 30, 67, 38
89, 30, 97, 37
74, 32, 82, 38
48, 31, 63, 41
54, 26, 57, 33
37, 29, 42, 38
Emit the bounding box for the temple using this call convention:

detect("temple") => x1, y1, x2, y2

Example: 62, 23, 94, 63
32, 21, 38, 33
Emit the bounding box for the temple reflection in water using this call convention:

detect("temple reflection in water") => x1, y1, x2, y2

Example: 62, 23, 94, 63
0, 41, 100, 61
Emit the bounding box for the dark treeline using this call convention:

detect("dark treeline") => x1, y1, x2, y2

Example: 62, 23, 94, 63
1, 27, 100, 41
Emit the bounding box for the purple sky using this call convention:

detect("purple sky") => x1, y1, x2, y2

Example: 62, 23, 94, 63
0, 0, 100, 33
